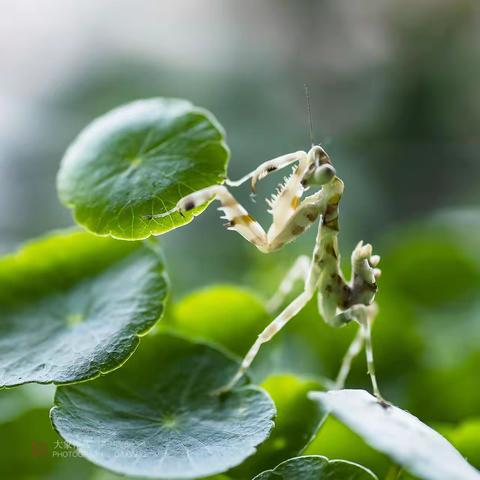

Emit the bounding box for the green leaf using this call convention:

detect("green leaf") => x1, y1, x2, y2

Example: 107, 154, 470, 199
166, 285, 270, 357
92, 474, 233, 480
303, 415, 392, 478
231, 375, 326, 478
249, 296, 357, 382
377, 210, 480, 421
0, 229, 168, 387
252, 455, 378, 480
164, 287, 332, 477
407, 351, 480, 422
309, 389, 480, 480
164, 285, 333, 384
0, 401, 232, 480
50, 333, 275, 479
57, 98, 229, 240
441, 418, 480, 470
382, 209, 480, 308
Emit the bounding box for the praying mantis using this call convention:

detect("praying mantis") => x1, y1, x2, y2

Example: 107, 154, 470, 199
150, 140, 383, 401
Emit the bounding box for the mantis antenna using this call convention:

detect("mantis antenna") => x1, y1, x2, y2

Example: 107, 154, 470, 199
304, 83, 315, 147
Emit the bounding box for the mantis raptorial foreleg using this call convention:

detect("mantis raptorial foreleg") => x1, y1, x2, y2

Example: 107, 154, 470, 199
226, 151, 307, 192
154, 158, 329, 254
152, 142, 385, 400
148, 185, 269, 251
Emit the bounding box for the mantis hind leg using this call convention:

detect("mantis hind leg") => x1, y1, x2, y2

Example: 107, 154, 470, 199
335, 325, 365, 390
330, 304, 384, 401
358, 306, 383, 401
215, 291, 313, 394
266, 255, 310, 313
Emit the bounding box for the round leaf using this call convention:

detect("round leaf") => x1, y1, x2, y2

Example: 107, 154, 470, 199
51, 334, 275, 479
253, 455, 377, 480
441, 419, 480, 470
164, 285, 325, 384
309, 389, 480, 480
382, 209, 480, 308
165, 287, 328, 477
303, 415, 392, 477
57, 98, 229, 240
232, 375, 326, 478
0, 229, 168, 387
166, 285, 270, 356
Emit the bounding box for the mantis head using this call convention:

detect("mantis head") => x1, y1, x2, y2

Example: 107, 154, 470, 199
302, 145, 336, 188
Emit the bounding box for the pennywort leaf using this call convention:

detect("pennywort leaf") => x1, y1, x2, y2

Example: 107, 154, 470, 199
0, 229, 168, 387
253, 455, 377, 480
57, 98, 229, 240
166, 285, 270, 357
231, 375, 326, 478
441, 418, 480, 470
309, 390, 480, 480
50, 334, 275, 479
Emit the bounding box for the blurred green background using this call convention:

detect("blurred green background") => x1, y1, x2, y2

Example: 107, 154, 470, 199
0, 0, 479, 478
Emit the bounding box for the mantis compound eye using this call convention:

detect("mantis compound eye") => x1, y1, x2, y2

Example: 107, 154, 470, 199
313, 163, 336, 185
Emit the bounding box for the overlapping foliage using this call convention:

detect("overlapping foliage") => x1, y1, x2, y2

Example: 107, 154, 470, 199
0, 99, 478, 480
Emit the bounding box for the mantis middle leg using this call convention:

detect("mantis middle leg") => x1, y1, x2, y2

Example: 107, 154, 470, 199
266, 255, 311, 313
